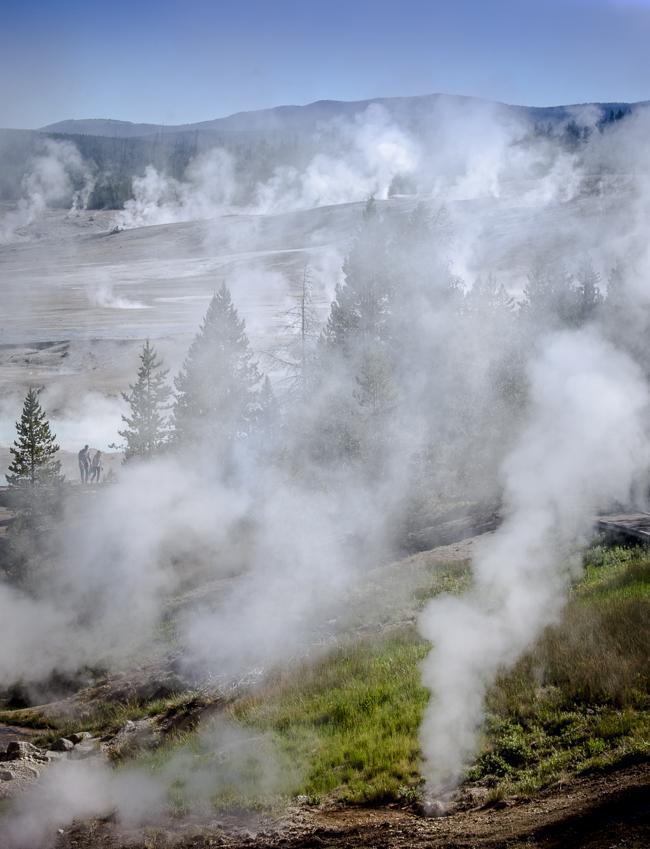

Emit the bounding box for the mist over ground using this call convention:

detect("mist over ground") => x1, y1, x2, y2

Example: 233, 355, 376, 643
2, 92, 650, 836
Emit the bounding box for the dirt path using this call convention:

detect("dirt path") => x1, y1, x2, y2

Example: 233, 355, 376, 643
45, 760, 650, 849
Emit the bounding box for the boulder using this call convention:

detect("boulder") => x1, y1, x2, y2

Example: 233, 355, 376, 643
5, 741, 40, 760
67, 732, 92, 744
49, 738, 75, 752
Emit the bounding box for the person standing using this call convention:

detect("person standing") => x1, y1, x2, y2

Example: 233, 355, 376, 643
78, 445, 91, 484
90, 450, 103, 483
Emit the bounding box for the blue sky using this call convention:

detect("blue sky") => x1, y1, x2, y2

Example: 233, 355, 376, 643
1, 0, 650, 129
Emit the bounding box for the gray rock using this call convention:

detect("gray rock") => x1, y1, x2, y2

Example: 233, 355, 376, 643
49, 738, 75, 752
0, 770, 14, 781
68, 740, 100, 761
6, 741, 40, 760
67, 732, 92, 744
41, 750, 67, 762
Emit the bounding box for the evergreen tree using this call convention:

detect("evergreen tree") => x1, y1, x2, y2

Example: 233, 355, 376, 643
6, 389, 65, 521
323, 198, 392, 357
519, 254, 577, 328
605, 257, 625, 312
118, 339, 172, 463
463, 271, 515, 319
258, 375, 281, 451
172, 283, 261, 450
354, 350, 398, 479
575, 256, 604, 323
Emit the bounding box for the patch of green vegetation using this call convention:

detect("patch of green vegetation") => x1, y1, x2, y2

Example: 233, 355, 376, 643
18, 540, 649, 815
341, 555, 472, 636
0, 709, 52, 730
52, 558, 463, 813
31, 692, 200, 747
231, 629, 430, 804
472, 543, 650, 798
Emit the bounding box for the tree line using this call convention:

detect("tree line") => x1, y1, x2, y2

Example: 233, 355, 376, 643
4, 199, 634, 585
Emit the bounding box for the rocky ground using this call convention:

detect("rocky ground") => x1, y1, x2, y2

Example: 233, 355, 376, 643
1, 725, 647, 848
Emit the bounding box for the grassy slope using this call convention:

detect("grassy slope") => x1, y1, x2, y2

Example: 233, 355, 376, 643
470, 543, 650, 799
222, 540, 650, 805
4, 540, 650, 812
215, 541, 650, 806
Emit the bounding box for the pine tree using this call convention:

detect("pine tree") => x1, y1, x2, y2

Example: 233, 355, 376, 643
520, 254, 576, 328
172, 283, 261, 450
463, 271, 515, 319
258, 375, 280, 450
118, 339, 172, 463
323, 198, 392, 358
6, 389, 65, 521
575, 256, 604, 323
605, 257, 625, 312
353, 349, 398, 479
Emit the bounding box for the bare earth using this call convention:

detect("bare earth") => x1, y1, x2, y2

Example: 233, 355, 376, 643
43, 761, 650, 848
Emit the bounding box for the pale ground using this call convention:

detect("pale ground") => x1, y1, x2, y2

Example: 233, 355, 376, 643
0, 178, 635, 468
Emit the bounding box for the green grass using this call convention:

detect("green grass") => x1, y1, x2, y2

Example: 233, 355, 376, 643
28, 692, 202, 747
472, 543, 650, 797
230, 629, 430, 804
0, 709, 52, 730
336, 554, 472, 636
12, 539, 650, 814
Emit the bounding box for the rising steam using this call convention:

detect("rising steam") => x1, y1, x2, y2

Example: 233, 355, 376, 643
3, 93, 650, 840
0, 140, 93, 243
418, 330, 650, 806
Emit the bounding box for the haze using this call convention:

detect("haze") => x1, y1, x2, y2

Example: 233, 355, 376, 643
1, 0, 650, 842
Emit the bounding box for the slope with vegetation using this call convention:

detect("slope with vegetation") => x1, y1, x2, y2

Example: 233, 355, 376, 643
2, 538, 649, 821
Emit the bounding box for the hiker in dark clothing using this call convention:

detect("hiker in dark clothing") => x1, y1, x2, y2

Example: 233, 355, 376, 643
78, 445, 91, 484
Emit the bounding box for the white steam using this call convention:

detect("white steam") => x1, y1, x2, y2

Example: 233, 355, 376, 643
114, 147, 236, 229
255, 104, 421, 213
112, 99, 616, 235
418, 329, 650, 800
115, 105, 421, 228
4, 95, 650, 839
0, 140, 94, 243
0, 718, 291, 848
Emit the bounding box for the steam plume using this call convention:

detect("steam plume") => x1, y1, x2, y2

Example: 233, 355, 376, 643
0, 140, 93, 244
418, 329, 650, 804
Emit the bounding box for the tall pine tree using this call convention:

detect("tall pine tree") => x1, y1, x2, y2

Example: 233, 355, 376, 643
575, 256, 604, 324
118, 339, 172, 463
519, 254, 576, 329
323, 198, 392, 358
172, 283, 261, 450
6, 389, 65, 521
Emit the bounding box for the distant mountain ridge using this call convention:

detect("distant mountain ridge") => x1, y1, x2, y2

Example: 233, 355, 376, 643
38, 93, 646, 138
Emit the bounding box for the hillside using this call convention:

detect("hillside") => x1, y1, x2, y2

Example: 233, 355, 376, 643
37, 93, 645, 138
